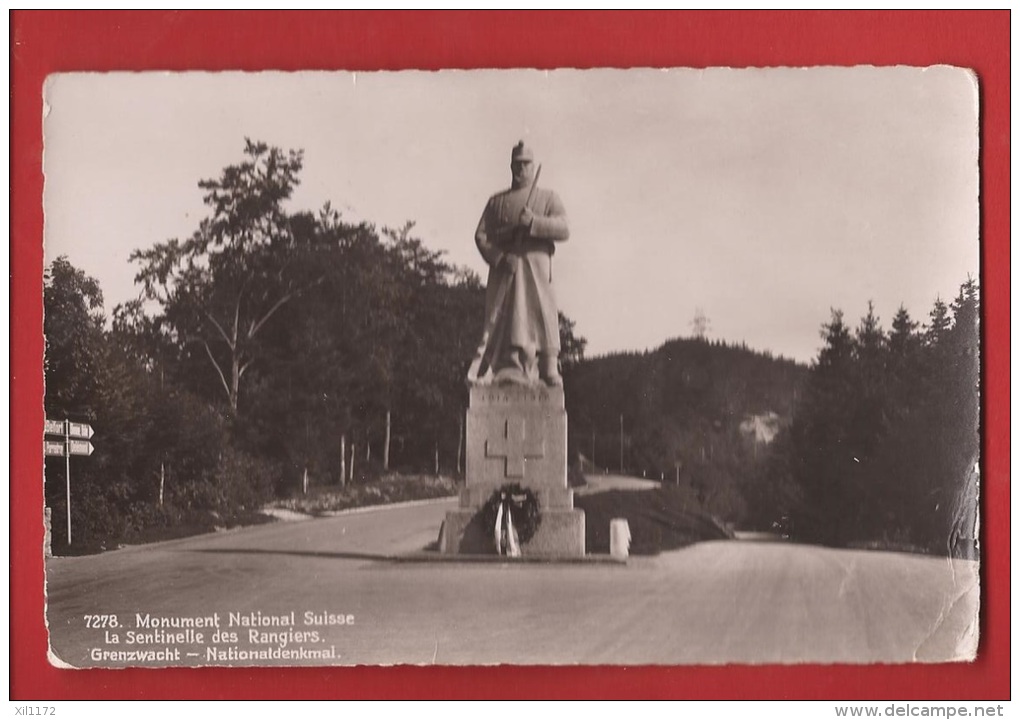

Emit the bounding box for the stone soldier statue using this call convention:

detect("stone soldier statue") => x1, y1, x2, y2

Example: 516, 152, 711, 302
468, 141, 570, 386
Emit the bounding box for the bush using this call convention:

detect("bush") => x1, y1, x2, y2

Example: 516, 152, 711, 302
214, 446, 277, 511
47, 481, 129, 554
270, 473, 459, 515
164, 446, 277, 513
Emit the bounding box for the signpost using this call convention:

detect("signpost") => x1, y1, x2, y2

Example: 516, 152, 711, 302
68, 439, 95, 456
67, 422, 94, 440
44, 441, 65, 457
44, 419, 94, 546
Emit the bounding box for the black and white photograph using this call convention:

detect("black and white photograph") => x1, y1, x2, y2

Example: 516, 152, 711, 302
41, 67, 980, 667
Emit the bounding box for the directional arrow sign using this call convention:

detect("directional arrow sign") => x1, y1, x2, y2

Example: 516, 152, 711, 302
45, 419, 65, 436
67, 422, 94, 440
68, 439, 94, 457
44, 441, 65, 457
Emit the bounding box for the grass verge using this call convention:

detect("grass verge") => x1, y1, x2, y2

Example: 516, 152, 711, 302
266, 473, 460, 516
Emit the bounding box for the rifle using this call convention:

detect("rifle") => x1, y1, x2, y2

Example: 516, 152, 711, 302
514, 163, 542, 250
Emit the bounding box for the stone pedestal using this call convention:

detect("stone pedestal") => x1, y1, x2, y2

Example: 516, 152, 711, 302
441, 385, 585, 557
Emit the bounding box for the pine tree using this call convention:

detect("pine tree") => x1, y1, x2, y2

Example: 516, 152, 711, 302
787, 310, 859, 543
924, 297, 952, 350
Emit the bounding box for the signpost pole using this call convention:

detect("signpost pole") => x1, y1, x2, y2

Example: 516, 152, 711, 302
46, 417, 93, 548
64, 420, 71, 545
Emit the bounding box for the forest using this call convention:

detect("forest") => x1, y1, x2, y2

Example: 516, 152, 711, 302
566, 337, 807, 527
771, 287, 980, 555
43, 140, 980, 557
44, 140, 498, 551
567, 281, 979, 558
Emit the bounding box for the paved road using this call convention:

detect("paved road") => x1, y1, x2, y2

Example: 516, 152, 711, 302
46, 497, 978, 667
574, 474, 661, 495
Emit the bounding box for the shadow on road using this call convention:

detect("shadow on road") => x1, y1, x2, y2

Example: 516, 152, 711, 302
189, 547, 401, 562
188, 546, 623, 566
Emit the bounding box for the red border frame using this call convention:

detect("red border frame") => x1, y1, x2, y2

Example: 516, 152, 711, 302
10, 11, 1009, 700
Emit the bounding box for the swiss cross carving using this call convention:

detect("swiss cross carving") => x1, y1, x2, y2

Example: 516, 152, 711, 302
486, 416, 546, 478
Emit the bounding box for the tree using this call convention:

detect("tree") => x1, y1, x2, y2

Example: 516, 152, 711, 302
44, 256, 106, 418
924, 296, 952, 350
816, 309, 854, 375
44, 258, 160, 549
851, 302, 888, 449
855, 301, 885, 369
237, 207, 397, 486
785, 309, 861, 542
558, 312, 588, 372
131, 139, 319, 416
235, 210, 487, 484
936, 278, 979, 554
386, 222, 484, 475
768, 281, 981, 554
889, 305, 920, 361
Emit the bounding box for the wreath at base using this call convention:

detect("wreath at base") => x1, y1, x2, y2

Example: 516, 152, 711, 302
479, 483, 542, 555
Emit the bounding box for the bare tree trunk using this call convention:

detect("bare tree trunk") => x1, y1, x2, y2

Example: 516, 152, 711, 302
340, 434, 346, 487
159, 356, 166, 507
456, 412, 463, 475
230, 359, 240, 415
383, 410, 391, 472
302, 466, 309, 495
350, 444, 356, 484
366, 440, 371, 463
434, 442, 439, 477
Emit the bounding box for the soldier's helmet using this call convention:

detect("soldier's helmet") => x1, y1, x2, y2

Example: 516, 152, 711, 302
511, 141, 534, 163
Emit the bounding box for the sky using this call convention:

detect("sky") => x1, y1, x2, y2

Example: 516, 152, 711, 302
43, 67, 979, 364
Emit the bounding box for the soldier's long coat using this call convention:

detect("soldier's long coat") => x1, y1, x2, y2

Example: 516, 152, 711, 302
469, 183, 570, 383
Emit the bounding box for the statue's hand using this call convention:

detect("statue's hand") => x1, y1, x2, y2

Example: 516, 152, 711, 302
519, 207, 535, 229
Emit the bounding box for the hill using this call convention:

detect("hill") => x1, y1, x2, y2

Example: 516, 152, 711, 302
564, 337, 808, 529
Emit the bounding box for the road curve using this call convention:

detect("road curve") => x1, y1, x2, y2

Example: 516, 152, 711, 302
45, 498, 978, 666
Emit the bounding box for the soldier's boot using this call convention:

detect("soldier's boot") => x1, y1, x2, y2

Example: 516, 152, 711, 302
539, 353, 562, 387
494, 347, 531, 386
